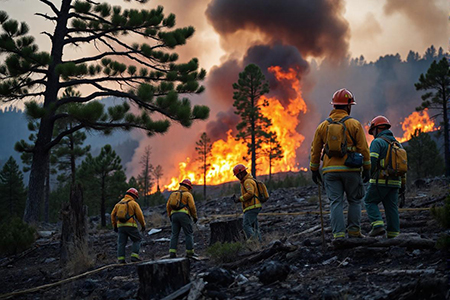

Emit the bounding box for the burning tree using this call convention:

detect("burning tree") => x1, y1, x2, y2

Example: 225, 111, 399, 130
195, 132, 212, 200
415, 57, 450, 177
233, 64, 271, 177
0, 1, 209, 224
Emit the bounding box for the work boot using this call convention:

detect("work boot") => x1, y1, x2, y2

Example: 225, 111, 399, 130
368, 226, 386, 237
348, 232, 366, 238
169, 252, 176, 258
131, 256, 141, 262
186, 252, 199, 259
118, 259, 126, 264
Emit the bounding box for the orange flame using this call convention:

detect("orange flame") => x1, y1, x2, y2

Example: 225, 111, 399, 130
164, 66, 307, 190
397, 109, 438, 142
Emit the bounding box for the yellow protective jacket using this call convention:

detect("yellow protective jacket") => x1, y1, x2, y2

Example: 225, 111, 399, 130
166, 185, 198, 219
239, 173, 262, 213
310, 109, 371, 174
111, 195, 146, 228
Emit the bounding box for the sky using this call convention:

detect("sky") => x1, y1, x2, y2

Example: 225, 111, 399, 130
0, 0, 448, 187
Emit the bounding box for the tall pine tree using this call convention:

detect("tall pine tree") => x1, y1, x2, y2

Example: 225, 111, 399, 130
78, 145, 127, 227
195, 132, 212, 200
233, 64, 270, 177
415, 57, 450, 177
262, 131, 284, 181
0, 1, 209, 224
0, 157, 27, 220
137, 146, 153, 207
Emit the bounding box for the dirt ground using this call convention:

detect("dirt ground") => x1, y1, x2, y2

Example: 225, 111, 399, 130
0, 179, 449, 300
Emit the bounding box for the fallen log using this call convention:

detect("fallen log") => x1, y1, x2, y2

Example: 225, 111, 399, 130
137, 258, 190, 300
160, 283, 192, 300
332, 237, 435, 250
221, 241, 297, 270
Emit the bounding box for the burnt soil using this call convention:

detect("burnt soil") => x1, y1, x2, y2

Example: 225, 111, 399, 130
0, 179, 449, 300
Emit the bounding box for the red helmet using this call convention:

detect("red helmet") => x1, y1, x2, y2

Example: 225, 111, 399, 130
126, 188, 139, 199
233, 164, 247, 176
368, 115, 391, 135
180, 179, 192, 189
331, 88, 356, 105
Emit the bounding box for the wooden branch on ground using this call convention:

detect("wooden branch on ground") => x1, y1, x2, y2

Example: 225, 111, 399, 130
332, 237, 435, 250
160, 282, 192, 300
222, 241, 297, 270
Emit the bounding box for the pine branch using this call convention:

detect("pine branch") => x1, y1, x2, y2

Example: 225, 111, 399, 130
35, 13, 58, 22
39, 0, 60, 16
40, 31, 54, 40
59, 75, 172, 88
46, 124, 85, 151
65, 50, 135, 65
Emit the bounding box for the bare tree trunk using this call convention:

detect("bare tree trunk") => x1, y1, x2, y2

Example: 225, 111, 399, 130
44, 160, 50, 223
60, 184, 87, 266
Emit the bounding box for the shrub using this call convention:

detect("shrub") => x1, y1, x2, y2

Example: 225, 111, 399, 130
206, 241, 243, 264
430, 194, 450, 228
0, 217, 36, 255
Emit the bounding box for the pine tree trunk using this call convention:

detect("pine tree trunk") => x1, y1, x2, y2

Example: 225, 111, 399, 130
24, 0, 71, 224
101, 176, 106, 227
209, 219, 244, 245
60, 184, 87, 266
137, 258, 190, 300
442, 84, 450, 177
44, 160, 50, 223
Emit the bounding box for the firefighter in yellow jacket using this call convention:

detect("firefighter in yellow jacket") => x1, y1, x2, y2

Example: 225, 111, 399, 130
111, 188, 146, 263
167, 179, 198, 258
310, 88, 371, 239
233, 164, 262, 241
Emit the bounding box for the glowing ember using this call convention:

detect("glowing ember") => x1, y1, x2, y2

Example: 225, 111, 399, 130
164, 66, 307, 191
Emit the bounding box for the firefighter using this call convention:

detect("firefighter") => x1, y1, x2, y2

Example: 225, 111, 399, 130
310, 88, 371, 239
111, 187, 146, 263
167, 179, 198, 258
364, 116, 405, 238
233, 164, 262, 242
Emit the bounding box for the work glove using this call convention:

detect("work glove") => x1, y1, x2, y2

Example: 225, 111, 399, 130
312, 170, 322, 184
141, 226, 146, 233
114, 226, 118, 233
193, 217, 198, 224
362, 169, 371, 183
231, 194, 240, 203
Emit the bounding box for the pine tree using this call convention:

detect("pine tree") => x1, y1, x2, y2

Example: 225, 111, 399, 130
233, 64, 270, 177
262, 131, 284, 181
404, 129, 444, 179
415, 57, 450, 177
152, 165, 163, 192
195, 132, 212, 200
0, 1, 209, 224
78, 145, 127, 226
137, 146, 153, 207
0, 156, 27, 220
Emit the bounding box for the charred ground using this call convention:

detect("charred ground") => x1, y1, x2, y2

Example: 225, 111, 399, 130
0, 179, 449, 300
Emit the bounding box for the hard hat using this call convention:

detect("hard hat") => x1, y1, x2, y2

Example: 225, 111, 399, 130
180, 179, 193, 189
233, 164, 247, 176
330, 88, 356, 105
126, 188, 139, 199
368, 115, 391, 134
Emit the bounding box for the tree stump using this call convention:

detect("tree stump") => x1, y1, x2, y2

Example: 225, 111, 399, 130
137, 258, 190, 300
60, 184, 87, 267
209, 218, 244, 245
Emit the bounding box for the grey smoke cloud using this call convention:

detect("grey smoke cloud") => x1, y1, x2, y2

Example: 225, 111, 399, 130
206, 0, 350, 61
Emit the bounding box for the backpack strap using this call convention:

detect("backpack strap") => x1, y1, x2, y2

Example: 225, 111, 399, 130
339, 116, 358, 151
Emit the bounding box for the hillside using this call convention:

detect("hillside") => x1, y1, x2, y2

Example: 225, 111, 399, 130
0, 178, 448, 299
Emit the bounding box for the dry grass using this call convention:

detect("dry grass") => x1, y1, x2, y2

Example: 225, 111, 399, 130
146, 212, 169, 228
65, 242, 94, 276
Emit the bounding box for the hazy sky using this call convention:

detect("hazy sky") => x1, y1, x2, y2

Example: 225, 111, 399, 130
1, 0, 447, 71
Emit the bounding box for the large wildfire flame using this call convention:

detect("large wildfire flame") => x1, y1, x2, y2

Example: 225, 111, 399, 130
164, 66, 307, 190
365, 109, 438, 144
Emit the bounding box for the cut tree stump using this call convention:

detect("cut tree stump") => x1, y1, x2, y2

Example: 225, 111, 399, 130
332, 237, 435, 250
209, 218, 244, 245
137, 258, 190, 300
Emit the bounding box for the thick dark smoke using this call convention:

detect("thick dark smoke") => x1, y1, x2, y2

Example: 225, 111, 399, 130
206, 0, 350, 61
